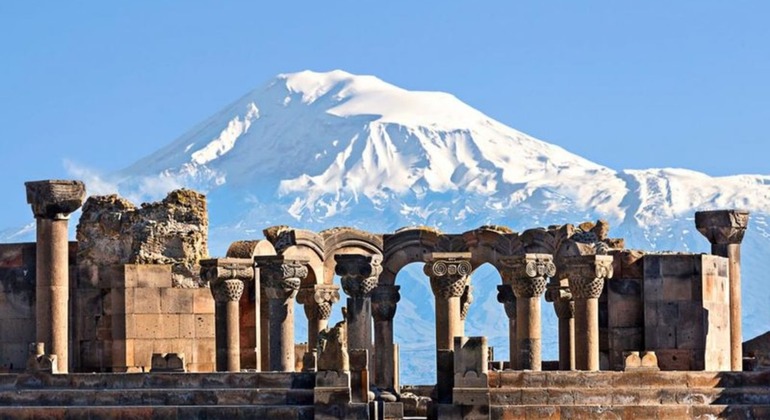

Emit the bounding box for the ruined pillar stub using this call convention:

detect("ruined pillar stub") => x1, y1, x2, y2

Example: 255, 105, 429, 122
298, 283, 340, 366
336, 254, 381, 359
496, 284, 517, 368
563, 254, 613, 371
372, 284, 400, 393
200, 258, 252, 372
695, 209, 749, 371
502, 254, 555, 371
25, 179, 86, 374
255, 255, 308, 372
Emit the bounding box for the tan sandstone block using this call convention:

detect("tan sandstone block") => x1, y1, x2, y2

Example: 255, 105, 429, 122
160, 288, 194, 314
193, 288, 215, 314
195, 314, 215, 338
133, 288, 162, 314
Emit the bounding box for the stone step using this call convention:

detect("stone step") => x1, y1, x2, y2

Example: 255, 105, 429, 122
0, 388, 315, 406
490, 404, 770, 419
489, 386, 770, 406
0, 372, 315, 390
0, 405, 315, 420
489, 370, 770, 389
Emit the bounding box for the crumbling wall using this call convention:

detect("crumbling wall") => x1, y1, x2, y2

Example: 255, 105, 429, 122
76, 189, 208, 287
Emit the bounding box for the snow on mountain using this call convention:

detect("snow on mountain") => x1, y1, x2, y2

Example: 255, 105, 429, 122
6, 70, 770, 384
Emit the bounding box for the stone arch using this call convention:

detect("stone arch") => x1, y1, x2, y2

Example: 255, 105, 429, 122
263, 226, 324, 286
461, 225, 523, 273
225, 239, 277, 258
319, 227, 383, 284
381, 227, 444, 286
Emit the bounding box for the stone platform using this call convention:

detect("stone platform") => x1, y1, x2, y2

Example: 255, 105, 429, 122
0, 370, 768, 419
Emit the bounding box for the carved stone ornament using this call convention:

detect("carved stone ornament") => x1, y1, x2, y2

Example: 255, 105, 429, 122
336, 254, 383, 298
501, 254, 555, 299
199, 258, 253, 303
695, 209, 750, 245
256, 256, 308, 301
563, 255, 613, 299
371, 284, 401, 321
25, 179, 86, 220
211, 279, 245, 303
298, 285, 341, 321
553, 297, 575, 320
496, 285, 517, 319
317, 319, 349, 372
199, 258, 254, 284
425, 253, 472, 299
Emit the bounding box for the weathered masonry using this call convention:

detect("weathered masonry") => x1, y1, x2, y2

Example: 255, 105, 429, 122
0, 180, 767, 420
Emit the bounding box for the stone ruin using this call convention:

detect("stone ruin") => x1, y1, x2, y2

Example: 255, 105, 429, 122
0, 179, 768, 419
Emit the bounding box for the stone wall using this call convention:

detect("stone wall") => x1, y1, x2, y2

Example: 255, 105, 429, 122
643, 253, 731, 371
76, 189, 208, 287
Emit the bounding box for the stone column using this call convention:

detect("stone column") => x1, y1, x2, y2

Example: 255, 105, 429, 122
564, 255, 613, 371
496, 284, 517, 369
372, 284, 400, 393
25, 180, 85, 374
547, 283, 575, 371
255, 256, 308, 372
298, 284, 340, 351
502, 254, 555, 371
695, 209, 749, 371
425, 252, 471, 404
201, 258, 252, 372
336, 255, 381, 355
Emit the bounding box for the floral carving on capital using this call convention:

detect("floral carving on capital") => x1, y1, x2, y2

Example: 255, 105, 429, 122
336, 254, 383, 299
372, 285, 401, 322
257, 258, 308, 302
562, 255, 613, 300
299, 285, 340, 321
211, 279, 245, 303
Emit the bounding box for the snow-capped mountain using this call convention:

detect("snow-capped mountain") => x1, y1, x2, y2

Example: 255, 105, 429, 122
19, 70, 770, 383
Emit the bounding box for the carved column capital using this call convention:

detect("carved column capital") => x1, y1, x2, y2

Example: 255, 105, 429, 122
25, 180, 86, 220
552, 296, 575, 320
336, 254, 382, 298
255, 256, 308, 302
562, 255, 613, 300
298, 284, 341, 321
425, 253, 472, 299
501, 254, 555, 299
200, 258, 253, 303
695, 209, 750, 245
496, 284, 517, 319
372, 285, 401, 321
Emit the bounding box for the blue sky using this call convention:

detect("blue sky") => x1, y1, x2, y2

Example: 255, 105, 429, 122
1, 1, 768, 228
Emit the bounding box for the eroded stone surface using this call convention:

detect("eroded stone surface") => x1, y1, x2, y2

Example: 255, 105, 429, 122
76, 189, 208, 287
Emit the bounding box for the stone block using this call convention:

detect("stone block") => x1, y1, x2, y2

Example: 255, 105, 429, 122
160, 288, 194, 314
316, 370, 350, 387
656, 349, 694, 370
662, 274, 694, 301
607, 297, 643, 328
193, 288, 215, 314
194, 314, 215, 338
123, 264, 173, 289
133, 287, 162, 314
453, 336, 488, 388
192, 338, 215, 365
179, 314, 196, 339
